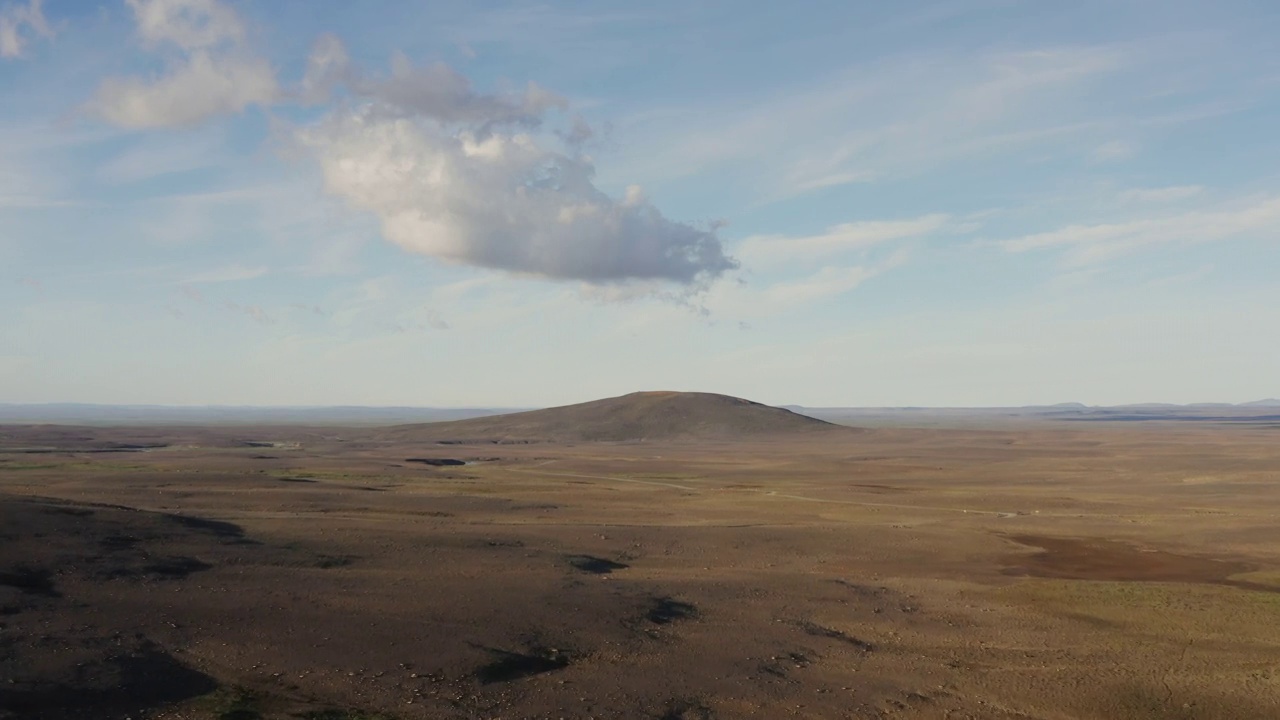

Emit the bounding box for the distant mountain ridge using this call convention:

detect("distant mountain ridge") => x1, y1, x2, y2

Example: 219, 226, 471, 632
2, 398, 1277, 426
0, 404, 512, 426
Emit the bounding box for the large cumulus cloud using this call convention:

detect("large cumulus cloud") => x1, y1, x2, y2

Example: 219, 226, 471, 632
296, 44, 736, 286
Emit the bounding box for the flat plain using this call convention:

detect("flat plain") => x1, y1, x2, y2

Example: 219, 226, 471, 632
2, 396, 1279, 719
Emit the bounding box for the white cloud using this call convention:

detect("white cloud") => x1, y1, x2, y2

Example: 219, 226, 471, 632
93, 52, 277, 128
182, 264, 268, 283
999, 194, 1280, 266
293, 44, 736, 286
760, 265, 878, 306
298, 33, 350, 104
0, 0, 50, 58
92, 0, 277, 128
352, 51, 565, 125
126, 0, 243, 50
788, 170, 877, 194
1117, 185, 1203, 203
737, 214, 951, 265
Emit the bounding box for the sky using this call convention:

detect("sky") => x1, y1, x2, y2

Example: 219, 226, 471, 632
1, 0, 1278, 408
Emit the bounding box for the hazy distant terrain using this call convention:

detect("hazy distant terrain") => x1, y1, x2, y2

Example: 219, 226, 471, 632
792, 401, 1280, 427
3, 398, 1277, 427
0, 404, 513, 426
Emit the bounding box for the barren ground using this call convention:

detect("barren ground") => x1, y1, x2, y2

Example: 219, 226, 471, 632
2, 421, 1278, 719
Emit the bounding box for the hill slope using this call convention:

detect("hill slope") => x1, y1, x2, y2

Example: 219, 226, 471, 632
389, 391, 846, 442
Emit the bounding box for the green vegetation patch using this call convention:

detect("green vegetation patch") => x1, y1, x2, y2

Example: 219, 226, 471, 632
1233, 569, 1280, 588
198, 686, 264, 720
0, 462, 65, 470
996, 578, 1280, 643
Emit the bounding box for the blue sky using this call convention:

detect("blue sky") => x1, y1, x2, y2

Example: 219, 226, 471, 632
1, 0, 1278, 407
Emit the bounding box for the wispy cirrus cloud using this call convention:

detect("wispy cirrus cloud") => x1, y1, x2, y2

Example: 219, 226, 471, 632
736, 214, 955, 266
608, 44, 1133, 198
96, 130, 229, 183
180, 264, 267, 284
1117, 185, 1203, 204
997, 194, 1280, 266
754, 264, 880, 307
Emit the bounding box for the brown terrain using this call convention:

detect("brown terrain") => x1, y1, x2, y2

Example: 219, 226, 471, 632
2, 391, 1279, 719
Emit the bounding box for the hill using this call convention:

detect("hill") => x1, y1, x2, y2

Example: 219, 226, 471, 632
389, 391, 847, 442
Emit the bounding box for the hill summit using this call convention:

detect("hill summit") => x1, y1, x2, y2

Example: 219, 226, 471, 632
394, 391, 845, 442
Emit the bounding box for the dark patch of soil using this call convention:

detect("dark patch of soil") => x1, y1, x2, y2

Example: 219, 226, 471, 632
0, 639, 218, 720
647, 597, 698, 624
100, 534, 141, 550
164, 513, 246, 540
474, 646, 570, 684
660, 698, 715, 719
794, 620, 874, 651
45, 506, 95, 517
829, 579, 919, 614
142, 556, 214, 578
566, 555, 628, 574
277, 476, 317, 483
0, 564, 59, 597
297, 710, 398, 720
405, 458, 466, 466
298, 711, 398, 720
311, 554, 357, 569
1003, 534, 1275, 592
0, 494, 300, 719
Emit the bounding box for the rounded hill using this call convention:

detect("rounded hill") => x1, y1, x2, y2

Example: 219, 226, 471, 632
390, 391, 849, 443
